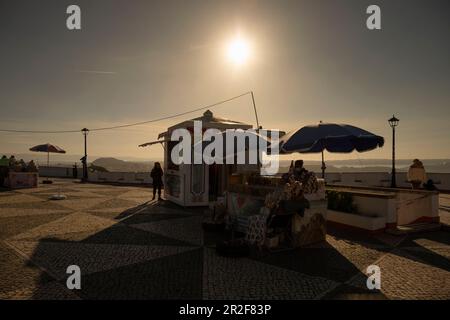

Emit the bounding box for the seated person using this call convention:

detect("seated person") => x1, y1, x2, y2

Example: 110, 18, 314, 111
293, 160, 307, 181
18, 159, 27, 172
282, 159, 319, 194
27, 160, 38, 173
407, 159, 427, 189
9, 155, 17, 169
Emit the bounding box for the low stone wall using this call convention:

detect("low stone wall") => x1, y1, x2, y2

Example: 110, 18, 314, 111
326, 185, 440, 231
37, 166, 450, 191
37, 167, 152, 185
324, 172, 450, 191
395, 189, 440, 225
327, 210, 387, 232
39, 166, 82, 178
88, 171, 152, 185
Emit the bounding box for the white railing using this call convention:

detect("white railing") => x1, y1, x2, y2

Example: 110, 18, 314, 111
324, 172, 450, 191
37, 166, 450, 190
88, 171, 152, 184
38, 166, 82, 178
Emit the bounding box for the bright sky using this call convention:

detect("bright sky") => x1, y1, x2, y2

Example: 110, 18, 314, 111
0, 0, 449, 161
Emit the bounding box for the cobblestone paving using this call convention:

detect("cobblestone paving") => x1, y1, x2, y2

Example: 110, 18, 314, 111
0, 179, 449, 299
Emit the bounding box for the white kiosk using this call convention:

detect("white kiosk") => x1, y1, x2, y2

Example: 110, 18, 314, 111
141, 110, 255, 206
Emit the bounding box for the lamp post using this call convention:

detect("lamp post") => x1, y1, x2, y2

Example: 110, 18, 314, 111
81, 128, 89, 182
388, 115, 399, 188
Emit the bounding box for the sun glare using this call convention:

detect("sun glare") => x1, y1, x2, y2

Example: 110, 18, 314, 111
226, 36, 251, 66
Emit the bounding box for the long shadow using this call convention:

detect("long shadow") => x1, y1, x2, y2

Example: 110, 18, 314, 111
77, 181, 152, 188
389, 230, 450, 273
248, 224, 389, 299
114, 201, 150, 220
0, 187, 12, 193
25, 200, 202, 300
20, 201, 390, 300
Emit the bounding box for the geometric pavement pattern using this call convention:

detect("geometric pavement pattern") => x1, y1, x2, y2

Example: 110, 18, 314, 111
1, 179, 450, 300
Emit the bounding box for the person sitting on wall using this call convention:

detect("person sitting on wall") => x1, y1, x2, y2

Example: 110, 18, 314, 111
18, 159, 27, 172
9, 155, 17, 169
150, 162, 164, 201
27, 160, 38, 173
407, 159, 427, 189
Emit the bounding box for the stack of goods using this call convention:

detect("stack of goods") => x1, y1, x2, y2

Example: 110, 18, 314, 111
203, 201, 227, 231
245, 207, 271, 246
245, 178, 312, 247
247, 174, 278, 186
264, 176, 310, 215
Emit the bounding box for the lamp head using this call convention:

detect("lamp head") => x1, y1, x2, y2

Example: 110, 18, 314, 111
388, 115, 399, 128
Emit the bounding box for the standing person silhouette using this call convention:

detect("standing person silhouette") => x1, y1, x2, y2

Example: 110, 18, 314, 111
0, 155, 9, 187
150, 162, 163, 200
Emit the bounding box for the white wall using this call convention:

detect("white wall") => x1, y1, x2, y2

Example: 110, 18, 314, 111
39, 166, 82, 178
395, 191, 440, 225
327, 210, 387, 231
88, 171, 152, 185
325, 172, 450, 191
38, 165, 450, 190
327, 185, 439, 228
38, 166, 152, 184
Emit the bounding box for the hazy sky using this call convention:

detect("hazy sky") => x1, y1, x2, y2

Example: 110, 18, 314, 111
0, 0, 449, 161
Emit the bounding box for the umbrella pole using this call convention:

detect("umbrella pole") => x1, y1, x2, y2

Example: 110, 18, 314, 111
46, 151, 50, 183
321, 150, 326, 179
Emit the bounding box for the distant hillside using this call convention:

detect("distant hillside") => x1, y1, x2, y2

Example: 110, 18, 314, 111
0, 153, 161, 166
92, 157, 154, 172
3, 152, 449, 173
278, 159, 450, 173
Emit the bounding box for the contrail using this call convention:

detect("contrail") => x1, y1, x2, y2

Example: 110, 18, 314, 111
75, 70, 116, 75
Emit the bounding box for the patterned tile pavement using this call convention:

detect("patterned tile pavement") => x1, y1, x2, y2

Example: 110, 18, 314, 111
1, 179, 449, 300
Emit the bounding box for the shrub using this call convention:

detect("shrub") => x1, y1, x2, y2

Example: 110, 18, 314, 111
326, 190, 357, 213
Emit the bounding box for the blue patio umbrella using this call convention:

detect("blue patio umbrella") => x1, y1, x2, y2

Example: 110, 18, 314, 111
279, 122, 384, 178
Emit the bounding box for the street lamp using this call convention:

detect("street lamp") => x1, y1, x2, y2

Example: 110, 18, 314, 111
81, 128, 89, 182
388, 115, 399, 188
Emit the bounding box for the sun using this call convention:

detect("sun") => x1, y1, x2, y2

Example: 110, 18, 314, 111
226, 36, 251, 66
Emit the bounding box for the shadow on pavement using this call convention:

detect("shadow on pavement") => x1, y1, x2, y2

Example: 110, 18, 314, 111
22, 201, 390, 300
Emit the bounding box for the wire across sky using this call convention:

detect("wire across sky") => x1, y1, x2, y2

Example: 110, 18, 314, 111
0, 91, 253, 134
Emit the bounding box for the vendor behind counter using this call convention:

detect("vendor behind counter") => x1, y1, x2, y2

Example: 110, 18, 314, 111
282, 159, 319, 193
224, 159, 326, 249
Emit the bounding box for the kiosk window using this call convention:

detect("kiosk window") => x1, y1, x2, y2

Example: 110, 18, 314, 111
167, 141, 180, 171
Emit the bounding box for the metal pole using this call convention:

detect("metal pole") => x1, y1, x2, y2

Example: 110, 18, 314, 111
250, 91, 260, 131
84, 131, 87, 180
81, 128, 89, 182
391, 126, 396, 188
321, 150, 326, 179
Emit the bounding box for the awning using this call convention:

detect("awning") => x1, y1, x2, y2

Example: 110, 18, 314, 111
138, 139, 169, 148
